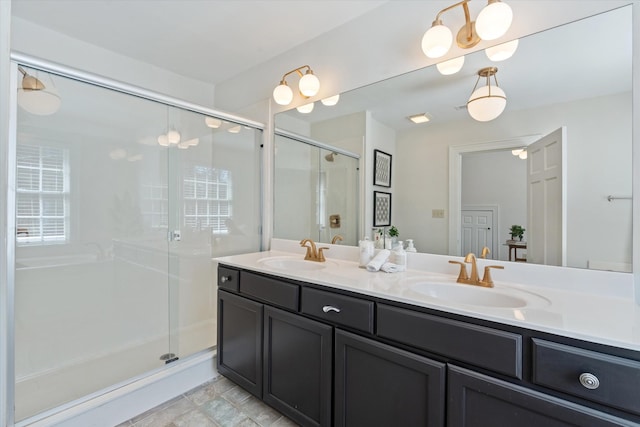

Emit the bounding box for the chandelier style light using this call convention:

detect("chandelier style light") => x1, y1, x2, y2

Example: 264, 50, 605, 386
272, 65, 320, 106
422, 0, 513, 59
467, 67, 506, 122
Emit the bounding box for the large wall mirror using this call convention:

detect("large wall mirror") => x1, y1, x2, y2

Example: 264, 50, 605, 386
274, 5, 633, 272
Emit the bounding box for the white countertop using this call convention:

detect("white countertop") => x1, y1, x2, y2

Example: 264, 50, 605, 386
215, 245, 640, 352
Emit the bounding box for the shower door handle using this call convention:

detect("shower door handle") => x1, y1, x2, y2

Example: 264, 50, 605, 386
168, 230, 182, 242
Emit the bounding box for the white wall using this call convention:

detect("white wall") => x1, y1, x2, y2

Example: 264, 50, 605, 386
10, 18, 215, 107
395, 91, 632, 269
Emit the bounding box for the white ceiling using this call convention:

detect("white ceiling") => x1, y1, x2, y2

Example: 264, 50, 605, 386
11, 0, 387, 84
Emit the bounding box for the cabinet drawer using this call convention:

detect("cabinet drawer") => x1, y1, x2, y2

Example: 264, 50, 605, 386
532, 339, 640, 415
377, 304, 522, 379
240, 271, 299, 311
301, 287, 374, 334
218, 266, 239, 292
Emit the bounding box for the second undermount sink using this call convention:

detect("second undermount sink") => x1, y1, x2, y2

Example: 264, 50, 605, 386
406, 280, 549, 309
258, 256, 334, 271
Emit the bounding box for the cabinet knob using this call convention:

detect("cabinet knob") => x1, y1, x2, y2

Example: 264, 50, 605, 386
322, 305, 341, 313
579, 372, 600, 390
220, 275, 231, 283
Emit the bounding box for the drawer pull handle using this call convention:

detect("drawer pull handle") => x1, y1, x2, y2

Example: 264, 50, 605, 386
220, 275, 231, 283
322, 305, 341, 313
579, 373, 600, 390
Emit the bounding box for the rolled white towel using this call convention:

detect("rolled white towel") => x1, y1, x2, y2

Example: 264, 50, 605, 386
366, 250, 390, 272
381, 262, 400, 273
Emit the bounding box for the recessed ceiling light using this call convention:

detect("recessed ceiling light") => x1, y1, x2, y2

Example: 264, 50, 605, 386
408, 113, 431, 124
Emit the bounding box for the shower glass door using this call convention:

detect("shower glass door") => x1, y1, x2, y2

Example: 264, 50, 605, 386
13, 63, 263, 421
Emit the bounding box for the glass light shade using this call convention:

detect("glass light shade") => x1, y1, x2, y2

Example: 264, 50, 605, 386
421, 24, 453, 58
320, 94, 340, 106
205, 117, 222, 128
228, 125, 241, 134
436, 56, 465, 75
299, 72, 320, 97
157, 134, 170, 146
273, 83, 293, 105
17, 89, 61, 115
485, 39, 519, 61
518, 150, 528, 159
511, 148, 523, 156
476, 1, 513, 41
167, 130, 181, 144
467, 85, 507, 122
177, 142, 189, 149
184, 138, 199, 147
296, 102, 315, 114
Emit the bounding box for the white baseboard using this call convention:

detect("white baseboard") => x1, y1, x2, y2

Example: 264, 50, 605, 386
17, 349, 217, 427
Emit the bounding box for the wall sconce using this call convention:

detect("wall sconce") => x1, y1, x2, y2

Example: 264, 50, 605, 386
272, 65, 320, 106
17, 66, 61, 115
422, 0, 513, 59
467, 66, 506, 122
296, 102, 315, 114
512, 148, 527, 159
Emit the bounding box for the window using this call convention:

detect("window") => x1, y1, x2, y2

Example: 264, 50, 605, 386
183, 166, 232, 233
16, 144, 69, 244
141, 183, 168, 229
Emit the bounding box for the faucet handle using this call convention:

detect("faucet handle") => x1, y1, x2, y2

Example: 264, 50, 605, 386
481, 265, 504, 287
317, 247, 330, 262
449, 260, 469, 282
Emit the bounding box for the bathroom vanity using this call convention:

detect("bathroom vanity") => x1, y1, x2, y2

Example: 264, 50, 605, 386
215, 248, 640, 427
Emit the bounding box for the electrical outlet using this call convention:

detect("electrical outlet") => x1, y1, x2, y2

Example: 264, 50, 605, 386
432, 209, 445, 219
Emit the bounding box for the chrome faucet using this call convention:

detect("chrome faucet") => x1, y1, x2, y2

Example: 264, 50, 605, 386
300, 238, 329, 262
449, 250, 504, 287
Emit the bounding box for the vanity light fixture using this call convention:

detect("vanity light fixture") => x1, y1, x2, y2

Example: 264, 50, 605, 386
17, 66, 61, 115
296, 102, 315, 114
228, 125, 241, 134
272, 65, 320, 106
205, 116, 222, 128
467, 66, 506, 122
485, 39, 519, 61
436, 56, 465, 75
511, 148, 527, 159
408, 113, 432, 124
320, 94, 340, 106
421, 0, 513, 59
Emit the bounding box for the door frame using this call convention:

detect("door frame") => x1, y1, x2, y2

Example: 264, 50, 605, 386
448, 135, 541, 256
461, 205, 498, 258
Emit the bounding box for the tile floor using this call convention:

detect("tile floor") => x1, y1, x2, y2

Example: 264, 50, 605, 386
118, 376, 298, 427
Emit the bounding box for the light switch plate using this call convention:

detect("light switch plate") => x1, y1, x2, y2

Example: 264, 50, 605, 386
432, 209, 445, 219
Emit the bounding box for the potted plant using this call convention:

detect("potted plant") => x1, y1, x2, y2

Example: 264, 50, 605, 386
388, 226, 399, 238
508, 225, 525, 242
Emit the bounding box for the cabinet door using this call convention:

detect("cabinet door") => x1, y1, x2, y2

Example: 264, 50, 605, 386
217, 290, 263, 398
335, 329, 446, 427
448, 365, 635, 427
263, 306, 333, 427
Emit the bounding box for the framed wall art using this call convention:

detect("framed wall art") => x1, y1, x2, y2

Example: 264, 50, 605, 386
373, 191, 392, 227
373, 149, 392, 187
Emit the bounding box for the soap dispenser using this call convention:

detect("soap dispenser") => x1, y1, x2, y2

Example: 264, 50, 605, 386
406, 239, 417, 253
359, 236, 375, 268
394, 241, 407, 272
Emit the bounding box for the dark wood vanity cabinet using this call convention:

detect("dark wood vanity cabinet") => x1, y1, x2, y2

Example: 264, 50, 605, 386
217, 264, 640, 427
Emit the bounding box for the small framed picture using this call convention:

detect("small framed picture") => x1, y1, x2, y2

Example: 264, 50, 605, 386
373, 149, 392, 187
373, 191, 392, 227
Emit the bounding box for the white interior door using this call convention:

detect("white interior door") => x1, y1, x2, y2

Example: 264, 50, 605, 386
461, 209, 495, 258
527, 127, 567, 266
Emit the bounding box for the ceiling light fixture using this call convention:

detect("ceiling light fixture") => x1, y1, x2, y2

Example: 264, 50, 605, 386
273, 65, 320, 106
467, 66, 506, 122
485, 39, 519, 61
408, 113, 432, 124
421, 0, 513, 59
17, 66, 61, 115
436, 56, 465, 75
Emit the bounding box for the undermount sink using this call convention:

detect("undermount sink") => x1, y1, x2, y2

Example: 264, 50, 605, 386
258, 256, 332, 271
406, 280, 549, 309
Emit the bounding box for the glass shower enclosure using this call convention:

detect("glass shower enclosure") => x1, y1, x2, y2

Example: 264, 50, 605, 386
12, 63, 262, 421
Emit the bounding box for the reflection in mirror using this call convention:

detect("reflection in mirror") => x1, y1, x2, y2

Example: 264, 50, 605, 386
274, 6, 632, 272
274, 132, 360, 246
